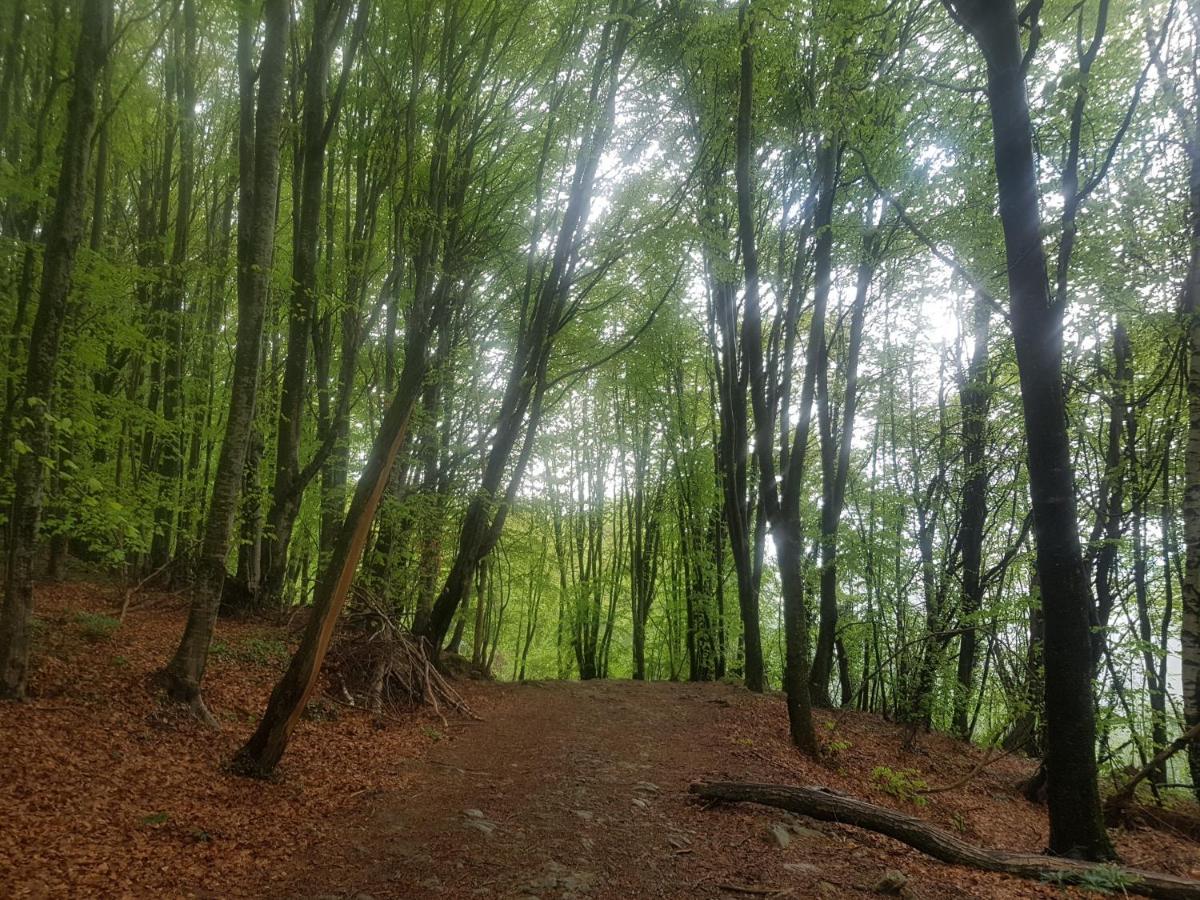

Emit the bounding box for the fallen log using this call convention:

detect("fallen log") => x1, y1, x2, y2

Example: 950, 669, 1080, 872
689, 781, 1200, 899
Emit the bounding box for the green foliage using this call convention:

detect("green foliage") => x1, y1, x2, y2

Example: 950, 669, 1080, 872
74, 612, 120, 643
1039, 865, 1142, 894
871, 767, 928, 805
208, 636, 289, 667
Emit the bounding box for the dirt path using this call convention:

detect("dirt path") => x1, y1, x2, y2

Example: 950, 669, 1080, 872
278, 680, 1042, 900
6, 588, 1198, 900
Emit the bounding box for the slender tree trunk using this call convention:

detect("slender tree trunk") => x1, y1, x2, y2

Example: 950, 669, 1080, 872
945, 0, 1115, 860
953, 293, 992, 737
1182, 107, 1200, 807
262, 0, 354, 604
811, 231, 874, 705
234, 342, 430, 776
734, 1, 818, 748
419, 5, 631, 653
0, 0, 109, 699
161, 0, 289, 719
150, 0, 198, 571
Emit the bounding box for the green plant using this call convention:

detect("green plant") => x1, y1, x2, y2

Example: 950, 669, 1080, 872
75, 611, 120, 642
239, 636, 289, 666
1040, 864, 1141, 894
208, 636, 288, 667
871, 766, 928, 805
825, 739, 852, 755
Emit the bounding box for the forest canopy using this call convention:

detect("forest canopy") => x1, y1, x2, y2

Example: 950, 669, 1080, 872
2, 0, 1199, 866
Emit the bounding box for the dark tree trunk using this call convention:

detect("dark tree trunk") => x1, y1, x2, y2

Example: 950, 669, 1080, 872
150, 0, 198, 572
161, 0, 289, 720
952, 293, 992, 737
734, 1, 821, 749
811, 231, 874, 706
0, 0, 109, 699
262, 0, 355, 605
945, 0, 1115, 860
419, 5, 631, 654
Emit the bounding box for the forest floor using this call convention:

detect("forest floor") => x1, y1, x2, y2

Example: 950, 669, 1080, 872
2, 582, 1199, 899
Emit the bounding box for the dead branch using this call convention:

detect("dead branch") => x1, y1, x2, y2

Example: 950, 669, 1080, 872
323, 591, 478, 722
1105, 721, 1200, 821
689, 781, 1200, 900
117, 560, 172, 622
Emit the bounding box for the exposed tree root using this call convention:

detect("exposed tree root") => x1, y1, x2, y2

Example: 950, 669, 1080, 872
156, 668, 221, 729
689, 781, 1200, 899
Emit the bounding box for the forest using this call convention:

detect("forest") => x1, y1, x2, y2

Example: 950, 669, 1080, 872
3, 0, 1200, 895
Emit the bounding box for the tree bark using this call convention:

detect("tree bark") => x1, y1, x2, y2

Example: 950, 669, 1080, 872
0, 0, 110, 699
161, 0, 289, 720
419, 3, 631, 654
952, 293, 991, 738
945, 0, 1115, 860
261, 0, 356, 605
1181, 85, 1200, 808
234, 345, 430, 776
733, 0, 816, 746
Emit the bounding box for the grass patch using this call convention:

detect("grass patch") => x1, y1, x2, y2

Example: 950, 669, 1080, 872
74, 611, 120, 642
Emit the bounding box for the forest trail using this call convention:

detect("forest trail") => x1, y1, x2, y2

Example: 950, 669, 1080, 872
276, 680, 1086, 900
280, 679, 792, 899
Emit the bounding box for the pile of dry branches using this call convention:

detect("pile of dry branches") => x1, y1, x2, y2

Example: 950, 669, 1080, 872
324, 594, 473, 723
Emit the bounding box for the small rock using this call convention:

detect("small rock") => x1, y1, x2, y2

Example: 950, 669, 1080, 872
574, 810, 594, 820
767, 823, 792, 849
634, 781, 660, 793
463, 808, 485, 818
631, 797, 649, 809
666, 833, 691, 849
873, 869, 908, 895
782, 863, 818, 874
464, 818, 496, 836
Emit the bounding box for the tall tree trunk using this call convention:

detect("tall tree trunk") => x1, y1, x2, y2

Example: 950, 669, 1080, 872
1181, 85, 1200, 808
811, 229, 875, 705
261, 0, 355, 605
161, 0, 289, 720
0, 0, 109, 699
150, 0, 198, 571
419, 4, 631, 654
945, 0, 1115, 861
735, 1, 819, 749
952, 293, 992, 737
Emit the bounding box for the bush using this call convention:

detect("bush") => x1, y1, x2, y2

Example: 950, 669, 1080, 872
871, 766, 928, 805
75, 611, 120, 642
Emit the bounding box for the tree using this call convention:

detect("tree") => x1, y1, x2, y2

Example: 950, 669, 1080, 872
0, 0, 111, 699
943, 0, 1116, 861
161, 0, 290, 720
